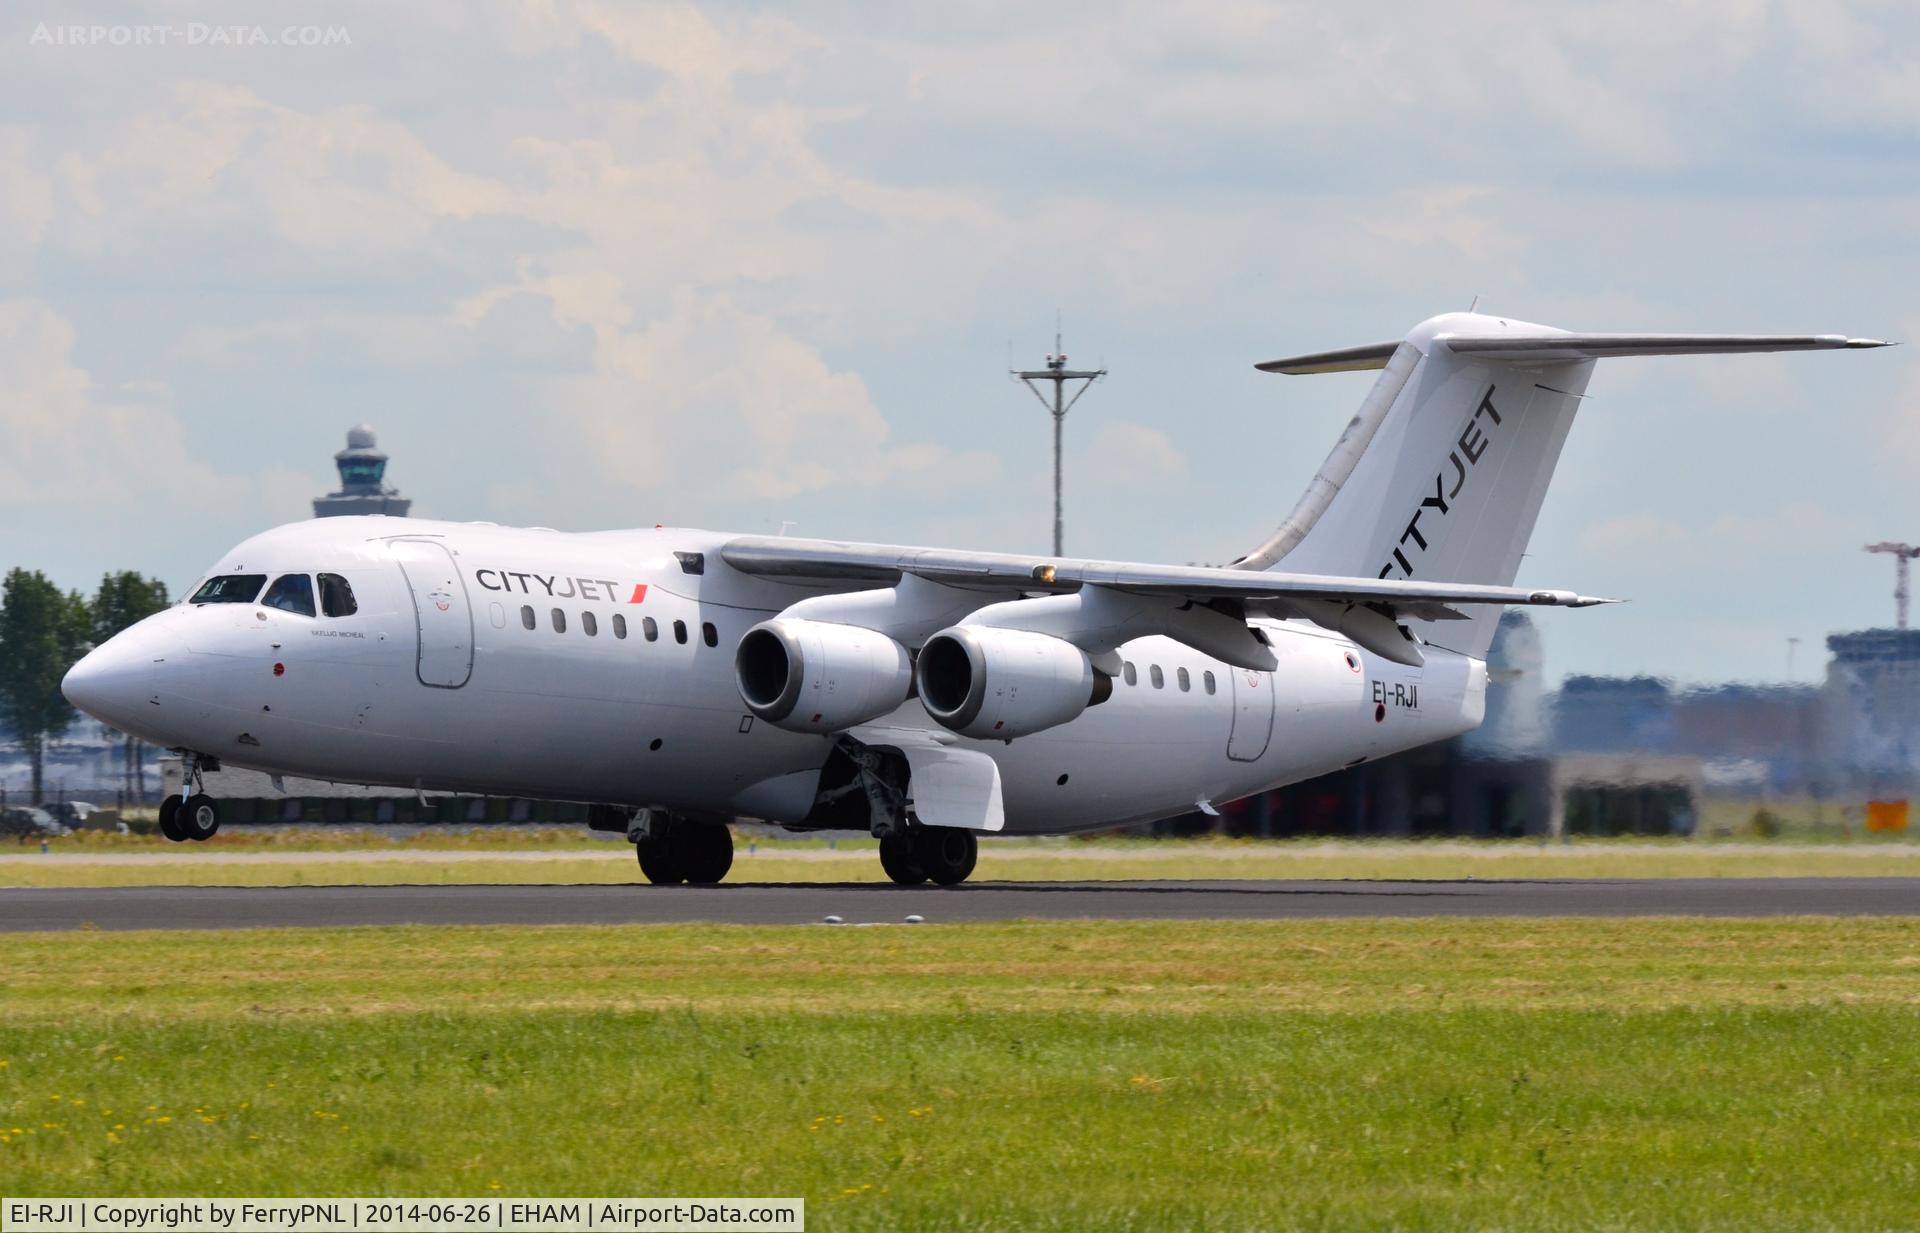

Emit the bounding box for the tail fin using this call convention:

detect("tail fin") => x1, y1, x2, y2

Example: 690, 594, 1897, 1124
1238, 312, 1890, 659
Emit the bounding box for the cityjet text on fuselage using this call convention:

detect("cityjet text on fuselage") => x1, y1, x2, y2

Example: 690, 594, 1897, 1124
472, 569, 645, 604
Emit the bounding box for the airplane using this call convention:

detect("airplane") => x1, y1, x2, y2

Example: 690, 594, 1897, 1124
61, 311, 1889, 886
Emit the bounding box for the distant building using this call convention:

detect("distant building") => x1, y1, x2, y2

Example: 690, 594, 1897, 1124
1823, 628, 1920, 792
1463, 610, 1547, 760
1552, 675, 1675, 753
313, 424, 410, 518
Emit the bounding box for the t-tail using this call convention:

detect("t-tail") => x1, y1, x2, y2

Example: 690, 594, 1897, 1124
1235, 312, 1891, 659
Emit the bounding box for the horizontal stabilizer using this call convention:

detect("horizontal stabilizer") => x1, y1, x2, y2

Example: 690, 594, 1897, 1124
1255, 341, 1399, 375
1437, 332, 1893, 363
1258, 331, 1891, 375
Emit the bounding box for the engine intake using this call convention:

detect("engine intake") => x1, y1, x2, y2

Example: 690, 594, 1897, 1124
917, 626, 1109, 739
735, 619, 913, 733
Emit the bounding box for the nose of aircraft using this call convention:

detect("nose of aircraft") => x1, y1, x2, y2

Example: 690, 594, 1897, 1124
63, 629, 158, 730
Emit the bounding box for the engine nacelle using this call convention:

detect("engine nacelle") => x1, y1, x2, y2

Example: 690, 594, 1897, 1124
735, 619, 913, 733
916, 626, 1109, 739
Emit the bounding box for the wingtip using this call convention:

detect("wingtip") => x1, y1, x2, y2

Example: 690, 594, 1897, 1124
1847, 338, 1899, 349
1527, 590, 1624, 608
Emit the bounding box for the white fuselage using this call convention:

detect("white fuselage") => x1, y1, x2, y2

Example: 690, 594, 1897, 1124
68, 518, 1486, 833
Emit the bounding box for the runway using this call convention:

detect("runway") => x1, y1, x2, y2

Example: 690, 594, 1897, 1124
4, 877, 1919, 931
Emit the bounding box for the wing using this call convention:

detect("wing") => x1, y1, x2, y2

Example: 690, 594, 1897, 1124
720, 534, 1612, 667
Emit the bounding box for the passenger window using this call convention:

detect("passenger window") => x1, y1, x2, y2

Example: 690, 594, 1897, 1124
489, 602, 505, 629
317, 573, 358, 617
702, 621, 718, 648
673, 620, 688, 645
1204, 670, 1216, 695
1122, 662, 1137, 687
1150, 664, 1165, 689
261, 574, 316, 617
643, 617, 659, 642
1178, 667, 1191, 692
521, 605, 536, 630
189, 574, 267, 604
582, 611, 598, 637
613, 614, 628, 640
551, 608, 566, 634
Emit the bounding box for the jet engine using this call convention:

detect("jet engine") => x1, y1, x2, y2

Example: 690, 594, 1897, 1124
734, 619, 914, 733
915, 626, 1110, 740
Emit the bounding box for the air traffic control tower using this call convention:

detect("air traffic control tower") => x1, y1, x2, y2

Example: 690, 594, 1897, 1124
313, 424, 411, 518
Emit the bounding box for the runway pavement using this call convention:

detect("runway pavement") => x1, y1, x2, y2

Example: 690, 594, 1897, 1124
4, 877, 1919, 931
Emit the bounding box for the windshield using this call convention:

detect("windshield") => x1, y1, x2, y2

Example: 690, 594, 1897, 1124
188, 574, 267, 604
262, 574, 316, 618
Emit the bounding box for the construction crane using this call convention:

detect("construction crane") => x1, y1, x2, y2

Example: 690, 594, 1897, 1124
1865, 542, 1920, 630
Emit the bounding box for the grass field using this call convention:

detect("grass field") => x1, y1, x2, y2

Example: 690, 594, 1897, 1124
4, 918, 1920, 1230
8, 833, 1920, 886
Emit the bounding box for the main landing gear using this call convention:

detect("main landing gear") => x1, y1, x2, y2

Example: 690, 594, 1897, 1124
631, 811, 735, 886
832, 735, 980, 887
878, 826, 977, 887
158, 755, 221, 843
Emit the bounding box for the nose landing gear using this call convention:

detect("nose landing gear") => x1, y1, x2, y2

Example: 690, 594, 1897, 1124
158, 754, 221, 843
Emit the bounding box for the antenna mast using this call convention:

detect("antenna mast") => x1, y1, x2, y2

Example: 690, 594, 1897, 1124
1865, 541, 1920, 630
1013, 316, 1106, 556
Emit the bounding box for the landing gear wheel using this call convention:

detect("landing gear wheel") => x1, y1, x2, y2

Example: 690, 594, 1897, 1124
636, 833, 685, 885
178, 794, 220, 842
915, 827, 978, 886
679, 824, 734, 885
157, 796, 187, 843
879, 832, 927, 886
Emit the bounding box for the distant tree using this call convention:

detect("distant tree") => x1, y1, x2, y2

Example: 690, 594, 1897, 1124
89, 571, 171, 800
90, 571, 170, 644
0, 569, 91, 805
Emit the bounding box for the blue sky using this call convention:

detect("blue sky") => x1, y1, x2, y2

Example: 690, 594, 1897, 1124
3, 1, 1915, 685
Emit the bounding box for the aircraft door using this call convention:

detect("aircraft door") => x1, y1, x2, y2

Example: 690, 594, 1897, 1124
391, 539, 474, 689
1227, 668, 1275, 761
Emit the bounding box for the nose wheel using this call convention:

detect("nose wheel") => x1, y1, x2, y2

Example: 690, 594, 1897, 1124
158, 755, 222, 843
156, 793, 219, 841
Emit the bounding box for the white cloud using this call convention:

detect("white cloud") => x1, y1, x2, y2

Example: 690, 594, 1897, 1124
498, 288, 996, 518
0, 299, 312, 522
0, 0, 1914, 680
1084, 422, 1190, 490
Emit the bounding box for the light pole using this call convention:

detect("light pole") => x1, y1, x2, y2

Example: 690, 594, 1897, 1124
1013, 323, 1105, 556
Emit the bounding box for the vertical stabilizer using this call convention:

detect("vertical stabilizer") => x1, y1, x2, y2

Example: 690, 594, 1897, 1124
1242, 312, 1591, 659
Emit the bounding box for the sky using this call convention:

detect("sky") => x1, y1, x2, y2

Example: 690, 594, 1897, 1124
2, 1, 1917, 687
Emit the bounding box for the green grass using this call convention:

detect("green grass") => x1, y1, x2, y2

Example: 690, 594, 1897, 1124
4, 919, 1920, 1229
8, 834, 1920, 886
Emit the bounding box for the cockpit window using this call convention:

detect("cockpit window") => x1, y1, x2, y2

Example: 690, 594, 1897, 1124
261, 574, 316, 617
318, 573, 358, 617
188, 574, 267, 605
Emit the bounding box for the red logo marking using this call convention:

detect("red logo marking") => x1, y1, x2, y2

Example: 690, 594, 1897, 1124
272, 662, 285, 677
629, 584, 649, 604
